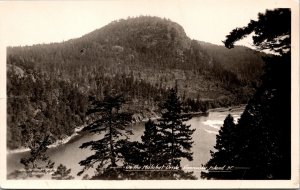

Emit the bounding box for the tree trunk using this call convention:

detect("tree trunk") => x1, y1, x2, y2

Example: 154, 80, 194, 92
109, 112, 116, 167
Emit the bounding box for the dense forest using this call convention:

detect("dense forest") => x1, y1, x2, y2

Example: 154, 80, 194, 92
202, 8, 291, 179
7, 8, 291, 181
7, 16, 265, 150
8, 88, 198, 179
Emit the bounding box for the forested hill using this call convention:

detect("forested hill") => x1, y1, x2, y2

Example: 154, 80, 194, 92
7, 16, 265, 149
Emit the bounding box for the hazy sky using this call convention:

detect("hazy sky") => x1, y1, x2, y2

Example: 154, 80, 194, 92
0, 0, 297, 47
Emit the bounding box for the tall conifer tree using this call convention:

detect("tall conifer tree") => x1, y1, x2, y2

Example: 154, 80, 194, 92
209, 114, 236, 165
77, 94, 133, 178
140, 119, 167, 166
19, 122, 55, 178
203, 8, 291, 179
156, 88, 195, 167
201, 114, 238, 179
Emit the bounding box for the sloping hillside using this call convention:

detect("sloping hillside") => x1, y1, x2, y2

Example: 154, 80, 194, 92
7, 16, 265, 149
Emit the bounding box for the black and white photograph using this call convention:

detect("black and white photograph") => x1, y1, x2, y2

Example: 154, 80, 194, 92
0, 0, 299, 188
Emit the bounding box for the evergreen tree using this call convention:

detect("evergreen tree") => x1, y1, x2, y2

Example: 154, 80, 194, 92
52, 164, 74, 180
156, 88, 195, 167
8, 123, 54, 179
140, 119, 167, 166
209, 114, 236, 165
119, 118, 196, 180
223, 8, 290, 55
77, 94, 133, 179
7, 113, 56, 179
117, 120, 161, 173
121, 119, 168, 167
201, 114, 238, 179
19, 122, 55, 178
236, 53, 291, 179
203, 8, 291, 179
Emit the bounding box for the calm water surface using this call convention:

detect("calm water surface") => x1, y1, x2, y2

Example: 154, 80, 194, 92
7, 107, 244, 179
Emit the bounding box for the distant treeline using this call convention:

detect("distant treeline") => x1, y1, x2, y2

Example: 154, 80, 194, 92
7, 58, 244, 149
7, 16, 264, 149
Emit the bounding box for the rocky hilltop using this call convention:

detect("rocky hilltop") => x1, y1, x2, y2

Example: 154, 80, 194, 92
7, 16, 265, 149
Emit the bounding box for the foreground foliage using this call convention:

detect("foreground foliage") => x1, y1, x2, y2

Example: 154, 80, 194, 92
202, 8, 291, 179
120, 89, 196, 179
77, 94, 133, 177
52, 164, 74, 180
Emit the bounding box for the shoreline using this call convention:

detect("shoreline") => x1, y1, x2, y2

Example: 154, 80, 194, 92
7, 105, 246, 155
207, 104, 246, 113
7, 125, 86, 154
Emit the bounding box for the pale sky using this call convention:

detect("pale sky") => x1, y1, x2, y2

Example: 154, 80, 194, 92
0, 0, 297, 47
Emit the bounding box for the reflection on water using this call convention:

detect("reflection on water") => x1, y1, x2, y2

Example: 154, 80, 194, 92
7, 107, 244, 179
